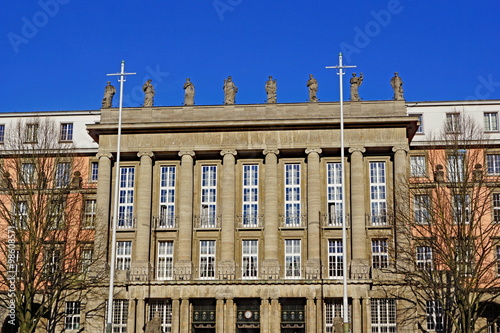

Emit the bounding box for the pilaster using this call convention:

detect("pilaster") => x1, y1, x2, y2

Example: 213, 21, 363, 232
270, 298, 280, 333
219, 150, 237, 277
95, 152, 113, 266
177, 151, 195, 275
260, 298, 270, 333
224, 298, 235, 333
263, 149, 280, 275
216, 298, 224, 333
352, 296, 361, 333
306, 148, 322, 276
180, 298, 190, 333
306, 297, 317, 333
171, 298, 180, 333
136, 151, 154, 263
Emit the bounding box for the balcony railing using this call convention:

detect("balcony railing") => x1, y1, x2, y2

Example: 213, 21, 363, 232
194, 215, 221, 229
322, 213, 350, 227
114, 216, 136, 229
366, 213, 391, 227
279, 214, 306, 228
237, 214, 263, 228
154, 215, 178, 229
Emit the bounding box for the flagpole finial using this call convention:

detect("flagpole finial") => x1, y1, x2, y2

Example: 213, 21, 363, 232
339, 52, 342, 56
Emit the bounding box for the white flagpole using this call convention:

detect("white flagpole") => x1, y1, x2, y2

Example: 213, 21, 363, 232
105, 61, 135, 333
326, 53, 356, 333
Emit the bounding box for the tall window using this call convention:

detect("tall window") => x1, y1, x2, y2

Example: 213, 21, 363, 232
200, 166, 217, 227
327, 163, 343, 226
453, 194, 470, 224
80, 247, 93, 274
284, 239, 301, 279
65, 301, 81, 330
159, 166, 176, 228
90, 162, 99, 182
494, 194, 500, 223
83, 199, 96, 228
426, 300, 444, 332
242, 240, 258, 279
55, 162, 71, 188
25, 123, 38, 143
48, 200, 64, 229
410, 155, 426, 177
372, 239, 389, 269
328, 239, 343, 279
14, 201, 28, 229
44, 246, 61, 276
118, 167, 135, 228
116, 241, 131, 271
448, 153, 465, 182
0, 124, 5, 143
484, 112, 498, 131
416, 246, 433, 270
371, 299, 396, 333
325, 300, 350, 333
242, 164, 259, 226
416, 114, 424, 134
112, 300, 129, 333
446, 113, 461, 133
21, 163, 36, 184
414, 194, 430, 224
370, 162, 387, 225
60, 123, 73, 141
157, 241, 174, 280
148, 300, 172, 333
199, 240, 215, 279
284, 164, 301, 226
487, 154, 500, 175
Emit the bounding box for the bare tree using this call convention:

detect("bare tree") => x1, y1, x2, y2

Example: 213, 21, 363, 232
393, 113, 500, 333
0, 118, 105, 333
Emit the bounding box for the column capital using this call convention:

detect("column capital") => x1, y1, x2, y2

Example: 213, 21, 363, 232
137, 151, 154, 159
220, 149, 237, 157
263, 148, 279, 156
392, 145, 409, 153
178, 150, 195, 158
348, 146, 366, 154
96, 152, 113, 160
305, 148, 322, 155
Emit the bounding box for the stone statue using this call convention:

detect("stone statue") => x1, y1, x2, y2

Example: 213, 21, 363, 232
223, 76, 238, 105
333, 317, 344, 332
390, 72, 404, 100
183, 78, 195, 106
101, 81, 116, 108
143, 79, 155, 107
306, 74, 318, 102
350, 73, 363, 101
145, 312, 162, 333
265, 76, 277, 103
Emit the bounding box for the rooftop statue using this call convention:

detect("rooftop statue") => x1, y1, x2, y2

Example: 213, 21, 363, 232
350, 73, 363, 101
306, 74, 318, 102
265, 76, 277, 103
183, 78, 195, 106
223, 76, 238, 105
143, 79, 155, 107
390, 72, 404, 100
101, 81, 116, 108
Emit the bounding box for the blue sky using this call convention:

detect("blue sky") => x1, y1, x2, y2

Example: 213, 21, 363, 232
1, 1, 499, 112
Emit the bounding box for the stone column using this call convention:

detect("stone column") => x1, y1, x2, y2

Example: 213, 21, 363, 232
171, 298, 180, 333
393, 146, 409, 267
348, 147, 369, 277
306, 148, 322, 276
135, 298, 145, 333
216, 298, 224, 332
316, 298, 324, 333
180, 298, 190, 333
219, 150, 237, 278
95, 153, 113, 264
224, 298, 235, 333
270, 298, 280, 333
363, 297, 371, 333
136, 152, 154, 265
306, 298, 317, 333
352, 297, 361, 333
177, 151, 195, 275
260, 298, 270, 333
263, 149, 280, 276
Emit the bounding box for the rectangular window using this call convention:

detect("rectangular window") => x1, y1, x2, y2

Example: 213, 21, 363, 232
0, 124, 5, 143
65, 301, 81, 330
159, 166, 176, 228
112, 299, 129, 333
456, 241, 474, 276
453, 194, 470, 224
242, 164, 259, 226
284, 239, 301, 279
410, 155, 426, 177
48, 200, 64, 229
328, 239, 343, 279
14, 201, 28, 229
199, 240, 216, 279
494, 194, 500, 223
416, 246, 433, 270
371, 299, 396, 333
370, 162, 387, 225
83, 199, 96, 228
25, 123, 38, 143
60, 123, 73, 141
118, 167, 135, 228
44, 246, 61, 276
372, 239, 389, 269
487, 154, 500, 175
426, 300, 444, 332
157, 241, 174, 280
21, 163, 36, 184
448, 153, 465, 182
200, 166, 217, 227
446, 113, 461, 133
327, 163, 343, 226
414, 194, 430, 224
80, 247, 93, 274
416, 114, 424, 134
325, 299, 350, 333
242, 240, 258, 279
484, 112, 498, 132
116, 241, 131, 271
148, 300, 172, 333
284, 164, 301, 226
90, 162, 99, 182
55, 162, 71, 188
